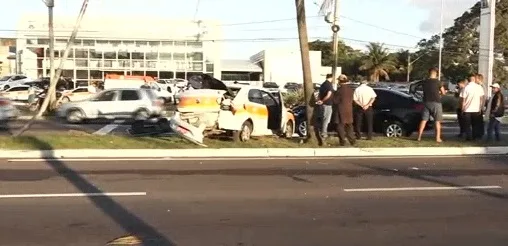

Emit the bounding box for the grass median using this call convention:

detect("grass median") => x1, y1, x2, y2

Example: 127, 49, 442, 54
1, 133, 508, 150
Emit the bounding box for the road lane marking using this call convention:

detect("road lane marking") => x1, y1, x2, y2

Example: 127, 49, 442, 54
7, 155, 507, 162
0, 192, 147, 199
343, 186, 502, 192
93, 120, 125, 135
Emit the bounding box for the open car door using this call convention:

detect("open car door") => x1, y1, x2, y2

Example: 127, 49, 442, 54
408, 80, 423, 100
261, 90, 282, 131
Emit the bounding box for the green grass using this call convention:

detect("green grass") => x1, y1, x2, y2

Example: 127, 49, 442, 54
1, 133, 507, 150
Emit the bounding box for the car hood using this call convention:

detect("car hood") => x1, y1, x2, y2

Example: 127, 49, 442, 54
188, 74, 234, 96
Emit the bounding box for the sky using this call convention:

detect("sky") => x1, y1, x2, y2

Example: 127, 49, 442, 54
0, 0, 480, 59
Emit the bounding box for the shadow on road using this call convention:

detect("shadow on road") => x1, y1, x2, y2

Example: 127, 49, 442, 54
24, 136, 176, 246
355, 163, 508, 200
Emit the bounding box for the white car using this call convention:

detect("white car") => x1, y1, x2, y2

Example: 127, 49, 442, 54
60, 87, 96, 102
57, 88, 164, 123
0, 75, 33, 91
0, 85, 33, 101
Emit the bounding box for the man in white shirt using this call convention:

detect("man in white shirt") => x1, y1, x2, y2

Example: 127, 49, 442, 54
460, 74, 485, 141
353, 82, 377, 140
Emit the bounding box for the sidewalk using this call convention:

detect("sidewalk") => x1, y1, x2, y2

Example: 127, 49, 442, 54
1, 146, 507, 159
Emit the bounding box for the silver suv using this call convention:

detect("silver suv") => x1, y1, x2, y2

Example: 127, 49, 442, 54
57, 88, 163, 123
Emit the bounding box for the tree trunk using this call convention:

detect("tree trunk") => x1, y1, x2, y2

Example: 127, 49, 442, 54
295, 0, 317, 144
13, 0, 90, 137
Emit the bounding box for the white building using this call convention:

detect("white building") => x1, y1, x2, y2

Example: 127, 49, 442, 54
16, 15, 222, 87
220, 48, 339, 86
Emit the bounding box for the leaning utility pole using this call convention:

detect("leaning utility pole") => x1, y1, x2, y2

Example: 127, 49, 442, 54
45, 0, 56, 105
15, 0, 90, 136
320, 0, 340, 85
295, 0, 317, 143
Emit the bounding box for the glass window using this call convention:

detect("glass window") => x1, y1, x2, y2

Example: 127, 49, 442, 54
96, 40, 109, 45
187, 52, 203, 61
145, 52, 158, 60
76, 59, 88, 67
186, 41, 203, 48
76, 70, 88, 79
46, 49, 60, 58
248, 89, 263, 104
174, 41, 186, 48
56, 39, 67, 45
206, 63, 214, 72
104, 51, 116, 59
120, 90, 140, 101
73, 39, 82, 45
131, 52, 144, 60
191, 62, 203, 71
173, 53, 185, 61
148, 41, 160, 47
74, 88, 88, 93
38, 39, 49, 45
161, 41, 173, 47
146, 61, 157, 69
160, 53, 171, 60
90, 49, 103, 58
82, 39, 95, 46
110, 41, 121, 47
118, 51, 130, 60
75, 49, 88, 59
8, 86, 28, 92
135, 41, 147, 47
95, 90, 117, 101
261, 91, 277, 106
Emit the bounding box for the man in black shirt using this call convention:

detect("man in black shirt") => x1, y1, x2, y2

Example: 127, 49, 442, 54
417, 67, 446, 143
316, 74, 334, 138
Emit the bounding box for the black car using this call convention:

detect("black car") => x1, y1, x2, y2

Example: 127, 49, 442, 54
293, 87, 432, 138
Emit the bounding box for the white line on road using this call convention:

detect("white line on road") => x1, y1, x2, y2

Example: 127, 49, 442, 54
93, 120, 125, 135
7, 155, 502, 162
343, 186, 502, 192
0, 192, 147, 199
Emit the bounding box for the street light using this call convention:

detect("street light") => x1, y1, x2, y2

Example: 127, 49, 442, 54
320, 0, 340, 87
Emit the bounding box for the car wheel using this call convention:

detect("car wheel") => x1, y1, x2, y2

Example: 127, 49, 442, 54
66, 109, 83, 124
233, 120, 253, 142
384, 121, 404, 138
284, 121, 294, 138
297, 121, 307, 137
134, 109, 150, 121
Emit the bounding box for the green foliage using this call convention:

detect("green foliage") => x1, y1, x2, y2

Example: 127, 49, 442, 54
282, 89, 305, 108
360, 43, 398, 82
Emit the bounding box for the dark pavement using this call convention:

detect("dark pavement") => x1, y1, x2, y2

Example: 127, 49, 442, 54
1, 156, 507, 245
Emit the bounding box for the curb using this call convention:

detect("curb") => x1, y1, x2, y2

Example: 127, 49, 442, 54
0, 147, 507, 159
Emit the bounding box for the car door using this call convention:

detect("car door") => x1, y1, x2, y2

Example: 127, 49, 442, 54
261, 90, 282, 132
92, 90, 119, 117
118, 89, 143, 117
371, 90, 393, 131
246, 89, 269, 134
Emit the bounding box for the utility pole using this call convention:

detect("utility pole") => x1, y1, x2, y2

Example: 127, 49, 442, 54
406, 53, 411, 82
438, 0, 444, 80
44, 0, 56, 103
330, 0, 340, 85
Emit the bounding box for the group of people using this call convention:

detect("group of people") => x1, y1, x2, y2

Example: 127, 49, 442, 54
417, 68, 504, 143
316, 74, 377, 146
315, 67, 505, 145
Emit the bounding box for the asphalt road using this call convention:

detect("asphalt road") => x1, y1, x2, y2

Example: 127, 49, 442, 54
4, 117, 508, 138
1, 156, 507, 245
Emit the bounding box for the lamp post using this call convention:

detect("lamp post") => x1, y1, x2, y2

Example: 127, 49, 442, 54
438, 0, 444, 80
321, 0, 340, 88
43, 0, 55, 102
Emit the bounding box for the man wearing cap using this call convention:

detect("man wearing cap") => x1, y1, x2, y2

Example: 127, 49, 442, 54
333, 74, 355, 146
486, 83, 505, 141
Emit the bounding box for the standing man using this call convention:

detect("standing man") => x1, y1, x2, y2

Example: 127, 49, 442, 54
417, 68, 446, 143
455, 79, 467, 138
460, 74, 485, 141
486, 83, 505, 141
474, 74, 487, 138
334, 75, 355, 146
353, 81, 377, 140
316, 74, 334, 139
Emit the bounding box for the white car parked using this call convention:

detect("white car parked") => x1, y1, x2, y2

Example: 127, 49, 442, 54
60, 87, 96, 102
0, 75, 33, 91
0, 85, 33, 101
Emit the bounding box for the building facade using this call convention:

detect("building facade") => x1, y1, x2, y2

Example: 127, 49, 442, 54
0, 38, 16, 76
16, 15, 222, 87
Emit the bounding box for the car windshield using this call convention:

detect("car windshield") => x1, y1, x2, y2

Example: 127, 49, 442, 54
263, 83, 278, 88
0, 76, 10, 81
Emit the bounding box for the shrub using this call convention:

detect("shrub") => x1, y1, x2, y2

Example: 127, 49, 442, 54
283, 89, 305, 108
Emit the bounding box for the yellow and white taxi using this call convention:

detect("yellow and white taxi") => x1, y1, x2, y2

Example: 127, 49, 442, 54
0, 85, 32, 101
169, 74, 295, 145
61, 87, 96, 102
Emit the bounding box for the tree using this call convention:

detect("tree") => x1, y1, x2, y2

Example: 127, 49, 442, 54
309, 39, 364, 80
295, 0, 317, 144
14, 0, 90, 136
360, 43, 396, 82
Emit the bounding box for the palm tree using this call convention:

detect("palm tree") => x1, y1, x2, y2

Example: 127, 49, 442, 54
360, 43, 397, 82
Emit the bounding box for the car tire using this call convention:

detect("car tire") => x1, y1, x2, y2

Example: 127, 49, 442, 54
3, 85, 9, 91
134, 109, 150, 121
297, 121, 307, 137
66, 109, 83, 124
233, 120, 253, 142
384, 121, 405, 138
284, 121, 294, 139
